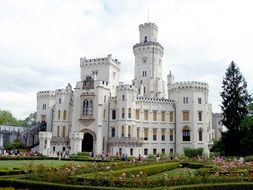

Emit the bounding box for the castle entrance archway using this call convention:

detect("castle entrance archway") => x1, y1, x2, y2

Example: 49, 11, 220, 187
82, 133, 93, 152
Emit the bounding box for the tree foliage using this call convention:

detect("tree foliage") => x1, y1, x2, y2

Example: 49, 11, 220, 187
240, 103, 253, 155
220, 61, 252, 156
0, 109, 19, 126
0, 109, 36, 127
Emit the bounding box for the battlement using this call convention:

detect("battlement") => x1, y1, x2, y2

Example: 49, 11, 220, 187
116, 84, 137, 91
37, 90, 55, 97
133, 41, 164, 52
80, 54, 121, 68
39, 131, 52, 139
137, 97, 174, 104
168, 81, 208, 91
69, 132, 84, 140
55, 89, 67, 95
139, 22, 158, 31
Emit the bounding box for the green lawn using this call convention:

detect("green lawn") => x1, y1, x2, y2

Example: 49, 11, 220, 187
0, 160, 85, 169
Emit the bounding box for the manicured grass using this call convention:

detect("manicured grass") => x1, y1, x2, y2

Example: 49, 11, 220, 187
0, 160, 85, 169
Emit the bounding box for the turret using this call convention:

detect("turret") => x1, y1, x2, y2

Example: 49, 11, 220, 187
132, 23, 165, 98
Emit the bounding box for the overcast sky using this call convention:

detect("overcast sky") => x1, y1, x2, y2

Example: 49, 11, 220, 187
0, 0, 253, 119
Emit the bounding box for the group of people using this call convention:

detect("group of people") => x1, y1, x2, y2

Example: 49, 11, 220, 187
0, 149, 42, 156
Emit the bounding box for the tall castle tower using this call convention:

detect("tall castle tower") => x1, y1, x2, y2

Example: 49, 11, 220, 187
132, 23, 165, 98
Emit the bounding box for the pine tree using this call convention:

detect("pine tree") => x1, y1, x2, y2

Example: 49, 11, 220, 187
220, 61, 251, 156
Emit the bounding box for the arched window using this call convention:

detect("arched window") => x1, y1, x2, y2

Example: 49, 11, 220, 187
83, 100, 86, 115
122, 108, 125, 119
57, 126, 60, 137
144, 36, 147, 42
62, 126, 66, 137
198, 128, 203, 141
182, 126, 190, 141
89, 100, 93, 115
83, 99, 92, 115
58, 110, 61, 120
122, 94, 125, 101
128, 108, 131, 119
63, 110, 67, 120
128, 126, 131, 138
143, 86, 146, 94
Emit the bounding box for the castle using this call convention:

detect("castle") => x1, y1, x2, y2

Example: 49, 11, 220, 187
37, 22, 215, 157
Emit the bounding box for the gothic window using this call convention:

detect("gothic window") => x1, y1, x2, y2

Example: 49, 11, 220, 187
128, 126, 131, 138
144, 128, 148, 141
63, 110, 67, 120
198, 111, 202, 121
59, 98, 61, 104
198, 128, 203, 141
153, 111, 157, 121
170, 129, 174, 141
153, 129, 157, 141
161, 111, 166, 122
121, 126, 124, 137
143, 86, 146, 94
128, 108, 131, 119
62, 126, 65, 137
183, 97, 189, 104
144, 148, 148, 155
161, 129, 165, 141
144, 36, 147, 42
142, 70, 147, 77
112, 110, 116, 120
137, 127, 140, 138
83, 99, 88, 115
198, 98, 202, 104
57, 126, 60, 137
169, 112, 174, 122
58, 110, 61, 120
122, 108, 125, 119
144, 110, 148, 120
182, 126, 190, 141
82, 99, 93, 116
111, 127, 115, 137
122, 95, 125, 101
89, 100, 93, 115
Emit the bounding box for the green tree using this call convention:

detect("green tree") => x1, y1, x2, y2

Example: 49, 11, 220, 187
19, 112, 37, 127
0, 109, 19, 126
240, 103, 253, 155
220, 61, 251, 156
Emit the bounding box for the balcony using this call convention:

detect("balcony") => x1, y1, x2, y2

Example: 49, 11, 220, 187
108, 137, 144, 147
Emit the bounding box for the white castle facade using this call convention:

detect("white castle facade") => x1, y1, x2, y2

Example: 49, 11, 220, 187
38, 22, 215, 157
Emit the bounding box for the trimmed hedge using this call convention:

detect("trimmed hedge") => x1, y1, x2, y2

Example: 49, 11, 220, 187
168, 182, 253, 190
0, 177, 142, 190
184, 148, 204, 158
0, 156, 58, 160
78, 162, 180, 179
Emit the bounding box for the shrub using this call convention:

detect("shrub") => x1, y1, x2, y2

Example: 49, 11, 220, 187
244, 156, 253, 162
184, 148, 204, 158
